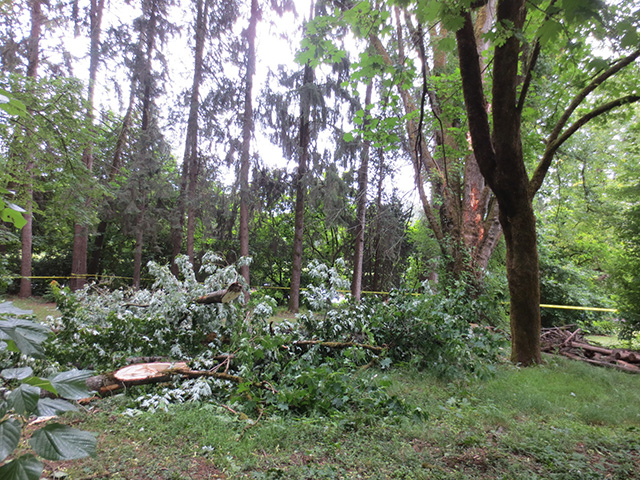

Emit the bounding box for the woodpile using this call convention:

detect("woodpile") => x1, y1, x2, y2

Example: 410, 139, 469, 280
541, 326, 640, 373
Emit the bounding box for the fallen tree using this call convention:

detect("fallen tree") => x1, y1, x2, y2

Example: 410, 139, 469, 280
81, 339, 386, 398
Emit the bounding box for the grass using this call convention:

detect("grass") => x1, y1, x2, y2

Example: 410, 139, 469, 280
3, 294, 60, 322
586, 334, 640, 351
18, 356, 640, 480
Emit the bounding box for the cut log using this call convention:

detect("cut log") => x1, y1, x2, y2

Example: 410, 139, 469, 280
195, 282, 243, 304
614, 351, 640, 363
560, 351, 640, 374
569, 342, 614, 356
114, 361, 189, 385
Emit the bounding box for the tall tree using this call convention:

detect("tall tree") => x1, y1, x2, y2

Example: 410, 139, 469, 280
452, 0, 639, 364
18, 0, 43, 298
70, 0, 105, 290
350, 80, 372, 301
288, 54, 314, 313
238, 0, 259, 288
171, 0, 208, 270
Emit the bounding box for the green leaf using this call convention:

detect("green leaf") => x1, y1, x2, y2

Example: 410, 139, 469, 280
1, 367, 33, 380
0, 319, 51, 358
22, 376, 57, 395
0, 454, 43, 480
0, 418, 21, 462
29, 423, 97, 460
1, 207, 27, 228
343, 132, 354, 142
7, 385, 40, 416
36, 398, 78, 417
536, 19, 563, 45
49, 370, 93, 400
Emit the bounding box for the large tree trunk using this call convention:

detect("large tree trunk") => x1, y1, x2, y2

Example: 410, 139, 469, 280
501, 201, 541, 364
288, 53, 314, 313
351, 81, 373, 301
238, 0, 258, 288
455, 0, 542, 365
70, 0, 105, 291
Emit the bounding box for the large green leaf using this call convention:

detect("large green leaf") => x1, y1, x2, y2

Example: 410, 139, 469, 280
6, 385, 40, 416
21, 376, 57, 395
29, 423, 97, 460
36, 398, 78, 417
0, 454, 43, 480
0, 319, 51, 358
0, 418, 21, 462
0, 367, 33, 380
49, 370, 93, 400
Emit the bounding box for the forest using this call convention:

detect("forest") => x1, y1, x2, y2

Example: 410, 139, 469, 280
1, 0, 639, 478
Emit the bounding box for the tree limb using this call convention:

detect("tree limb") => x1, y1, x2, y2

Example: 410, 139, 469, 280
529, 94, 640, 197
546, 49, 640, 144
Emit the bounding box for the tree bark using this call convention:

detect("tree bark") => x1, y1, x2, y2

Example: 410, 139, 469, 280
238, 0, 259, 289
288, 52, 314, 313
71, 0, 105, 291
351, 81, 373, 301
19, 0, 43, 298
170, 0, 208, 272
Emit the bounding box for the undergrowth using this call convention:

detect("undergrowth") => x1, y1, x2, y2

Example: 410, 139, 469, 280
43, 255, 507, 420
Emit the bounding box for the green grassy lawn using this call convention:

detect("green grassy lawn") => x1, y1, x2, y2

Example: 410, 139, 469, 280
22, 356, 640, 480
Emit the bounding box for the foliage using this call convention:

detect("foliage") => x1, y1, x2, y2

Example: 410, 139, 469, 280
0, 314, 96, 479
299, 279, 508, 380
45, 256, 506, 424
45, 254, 244, 370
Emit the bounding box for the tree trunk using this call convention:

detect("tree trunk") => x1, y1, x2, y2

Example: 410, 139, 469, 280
171, 0, 207, 272
288, 51, 314, 313
19, 0, 43, 298
71, 0, 105, 290
455, 0, 542, 365
238, 0, 259, 288
88, 88, 135, 276
132, 210, 145, 289
501, 201, 541, 364
351, 81, 373, 301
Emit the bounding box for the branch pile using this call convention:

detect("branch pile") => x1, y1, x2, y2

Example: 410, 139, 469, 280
541, 326, 640, 374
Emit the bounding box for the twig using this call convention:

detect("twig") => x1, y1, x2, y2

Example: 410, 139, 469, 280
238, 408, 264, 441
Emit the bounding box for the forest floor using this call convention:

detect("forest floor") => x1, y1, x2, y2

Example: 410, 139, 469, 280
23, 356, 640, 480
4, 298, 640, 479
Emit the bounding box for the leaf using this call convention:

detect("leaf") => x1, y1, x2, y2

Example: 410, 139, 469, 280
0, 418, 21, 462
29, 423, 97, 460
0, 319, 51, 358
7, 385, 40, 416
22, 376, 57, 395
0, 454, 43, 480
36, 398, 78, 417
343, 132, 354, 142
1, 367, 33, 380
49, 370, 93, 400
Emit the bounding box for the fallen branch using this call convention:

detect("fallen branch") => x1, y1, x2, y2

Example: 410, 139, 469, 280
195, 282, 243, 304
291, 340, 386, 354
